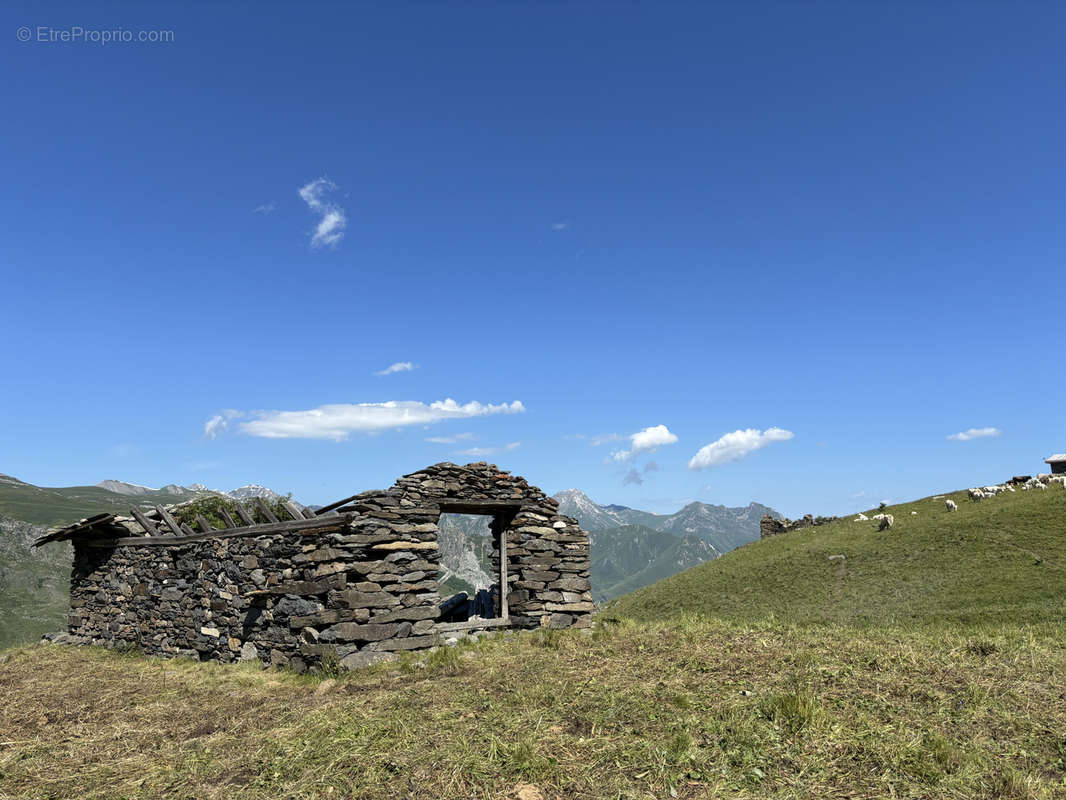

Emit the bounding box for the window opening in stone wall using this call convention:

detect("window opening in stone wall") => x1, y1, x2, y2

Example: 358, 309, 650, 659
437, 513, 500, 622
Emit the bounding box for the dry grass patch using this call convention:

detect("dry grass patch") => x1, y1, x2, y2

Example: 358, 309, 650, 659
1, 620, 1065, 799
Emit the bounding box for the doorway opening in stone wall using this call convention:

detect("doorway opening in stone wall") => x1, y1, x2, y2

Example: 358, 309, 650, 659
436, 513, 500, 622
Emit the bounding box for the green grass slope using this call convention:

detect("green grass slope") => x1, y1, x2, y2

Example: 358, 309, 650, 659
0, 474, 201, 527
591, 525, 720, 602
609, 485, 1066, 628
2, 621, 1065, 799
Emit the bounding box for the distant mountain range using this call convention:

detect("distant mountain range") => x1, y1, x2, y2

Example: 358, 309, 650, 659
0, 474, 294, 527
552, 489, 781, 601
0, 472, 781, 645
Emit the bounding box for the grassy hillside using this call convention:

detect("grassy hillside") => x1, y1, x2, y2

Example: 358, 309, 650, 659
609, 485, 1066, 627
0, 517, 70, 647
2, 620, 1065, 799
0, 474, 201, 527
590, 525, 719, 602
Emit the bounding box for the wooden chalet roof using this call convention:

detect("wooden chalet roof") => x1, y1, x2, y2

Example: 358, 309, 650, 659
32, 495, 336, 548
1045, 454, 1066, 463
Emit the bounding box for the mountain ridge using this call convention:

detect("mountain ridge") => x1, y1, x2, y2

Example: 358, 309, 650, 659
553, 489, 781, 601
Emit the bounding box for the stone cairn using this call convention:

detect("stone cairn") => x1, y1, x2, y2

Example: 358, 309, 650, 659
759, 513, 839, 539
38, 462, 594, 671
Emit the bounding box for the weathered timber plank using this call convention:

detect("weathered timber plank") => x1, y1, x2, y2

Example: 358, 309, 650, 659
234, 504, 255, 526
255, 497, 280, 524
281, 501, 304, 522
83, 516, 347, 547
433, 617, 519, 633
195, 514, 215, 533
313, 493, 363, 516
435, 499, 524, 514
155, 506, 183, 536
130, 508, 160, 536
219, 509, 238, 529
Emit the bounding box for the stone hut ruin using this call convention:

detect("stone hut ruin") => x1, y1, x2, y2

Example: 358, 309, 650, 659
34, 462, 594, 671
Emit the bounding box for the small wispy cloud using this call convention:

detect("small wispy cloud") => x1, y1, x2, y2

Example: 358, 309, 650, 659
590, 433, 623, 446
253, 203, 276, 215
206, 399, 524, 442
458, 442, 522, 457
622, 468, 643, 486
643, 461, 659, 473
688, 427, 794, 470
426, 432, 475, 444
551, 221, 568, 231
203, 409, 242, 440
947, 427, 1002, 442
298, 177, 347, 249
375, 361, 416, 376
609, 424, 679, 462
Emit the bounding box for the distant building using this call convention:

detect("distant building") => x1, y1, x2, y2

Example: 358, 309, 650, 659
1046, 454, 1066, 475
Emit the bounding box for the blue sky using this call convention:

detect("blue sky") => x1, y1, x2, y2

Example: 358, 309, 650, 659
2, 2, 1064, 518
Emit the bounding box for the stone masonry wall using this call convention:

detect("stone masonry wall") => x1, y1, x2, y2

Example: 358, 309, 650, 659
64, 463, 593, 670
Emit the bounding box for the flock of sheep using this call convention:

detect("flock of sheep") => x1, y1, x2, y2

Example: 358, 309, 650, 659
850, 473, 1064, 532
965, 474, 1066, 503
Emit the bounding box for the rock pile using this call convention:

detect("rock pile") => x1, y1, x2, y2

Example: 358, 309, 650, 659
759, 513, 839, 539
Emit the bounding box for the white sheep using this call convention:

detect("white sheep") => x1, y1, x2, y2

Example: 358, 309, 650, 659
945, 499, 957, 511
911, 511, 918, 515
878, 514, 894, 531
854, 513, 869, 521
968, 488, 985, 502
872, 513, 887, 520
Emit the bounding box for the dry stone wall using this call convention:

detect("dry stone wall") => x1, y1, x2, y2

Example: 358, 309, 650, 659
60, 463, 593, 670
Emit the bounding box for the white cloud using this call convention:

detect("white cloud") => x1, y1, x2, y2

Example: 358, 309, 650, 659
590, 433, 623, 446
552, 222, 568, 231
458, 442, 522, 457
375, 361, 416, 376
426, 432, 476, 444
203, 409, 243, 440
298, 178, 347, 248
253, 203, 276, 214
209, 399, 524, 441
947, 427, 1002, 442
688, 427, 794, 470
610, 424, 679, 461
204, 415, 227, 439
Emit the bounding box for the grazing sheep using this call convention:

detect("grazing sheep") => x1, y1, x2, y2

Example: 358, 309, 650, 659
1050, 476, 1066, 488
878, 514, 894, 531
872, 513, 887, 520
855, 513, 869, 521
911, 511, 918, 515
968, 488, 985, 502
946, 499, 957, 511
